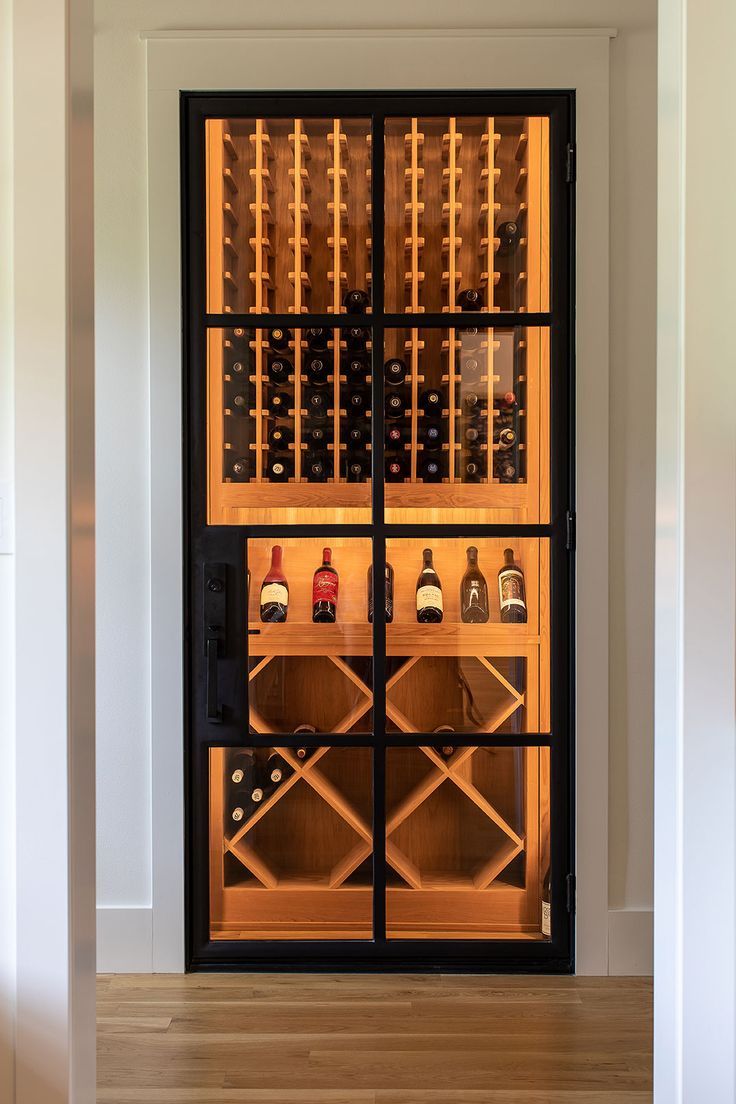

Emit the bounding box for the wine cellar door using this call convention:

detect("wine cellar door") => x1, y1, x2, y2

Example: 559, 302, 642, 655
184, 92, 574, 970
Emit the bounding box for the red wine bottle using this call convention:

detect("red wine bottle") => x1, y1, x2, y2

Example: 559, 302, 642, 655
498, 548, 527, 624
260, 545, 289, 622
343, 288, 370, 312
267, 425, 294, 448
304, 452, 332, 482
345, 326, 370, 350
268, 326, 292, 352
304, 355, 330, 387
367, 562, 394, 623
344, 353, 370, 381
229, 456, 250, 480
385, 454, 408, 481
268, 390, 291, 416
267, 356, 292, 384
420, 421, 443, 451
385, 392, 407, 419
457, 287, 483, 310
419, 389, 443, 415
384, 358, 407, 385
266, 455, 293, 482
416, 548, 443, 623
304, 327, 329, 353
312, 547, 339, 623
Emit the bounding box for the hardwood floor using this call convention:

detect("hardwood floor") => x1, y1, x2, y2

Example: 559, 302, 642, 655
97, 973, 652, 1103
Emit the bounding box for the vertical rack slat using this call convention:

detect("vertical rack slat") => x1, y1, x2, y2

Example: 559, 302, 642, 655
253, 120, 265, 312
411, 118, 420, 313
447, 328, 456, 483
486, 327, 495, 485
253, 328, 264, 482
332, 327, 341, 483
293, 119, 304, 315
485, 117, 496, 312
446, 119, 458, 482
332, 119, 342, 314
293, 328, 302, 481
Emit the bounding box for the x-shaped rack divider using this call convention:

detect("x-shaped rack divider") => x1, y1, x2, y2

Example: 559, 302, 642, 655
235, 653, 526, 890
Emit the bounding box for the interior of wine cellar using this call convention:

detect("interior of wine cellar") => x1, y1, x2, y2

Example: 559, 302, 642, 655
188, 93, 570, 967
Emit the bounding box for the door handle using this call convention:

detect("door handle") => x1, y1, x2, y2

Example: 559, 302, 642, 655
203, 563, 227, 724
206, 636, 222, 723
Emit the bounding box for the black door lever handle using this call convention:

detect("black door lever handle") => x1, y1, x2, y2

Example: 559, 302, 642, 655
206, 636, 222, 723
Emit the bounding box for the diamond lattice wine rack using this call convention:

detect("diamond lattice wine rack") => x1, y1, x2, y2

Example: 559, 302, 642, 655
187, 92, 572, 965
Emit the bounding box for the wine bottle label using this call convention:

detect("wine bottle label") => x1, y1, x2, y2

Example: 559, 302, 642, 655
260, 582, 288, 605
313, 570, 338, 606
542, 900, 551, 937
231, 769, 245, 785
416, 584, 443, 612
499, 569, 525, 610
232, 807, 244, 822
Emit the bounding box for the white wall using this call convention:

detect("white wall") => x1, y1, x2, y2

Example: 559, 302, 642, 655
94, 0, 656, 972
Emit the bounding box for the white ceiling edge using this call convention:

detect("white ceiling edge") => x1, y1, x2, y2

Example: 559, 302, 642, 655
141, 27, 618, 41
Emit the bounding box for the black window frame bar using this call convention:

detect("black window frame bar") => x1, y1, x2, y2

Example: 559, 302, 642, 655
182, 90, 575, 972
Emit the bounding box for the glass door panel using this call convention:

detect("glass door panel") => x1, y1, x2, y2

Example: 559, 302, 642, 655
247, 537, 373, 735
210, 745, 373, 940
205, 117, 372, 315
385, 745, 550, 939
385, 537, 550, 736
384, 116, 549, 314
383, 326, 549, 524
208, 326, 373, 524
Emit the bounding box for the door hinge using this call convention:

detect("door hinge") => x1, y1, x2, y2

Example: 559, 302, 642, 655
566, 143, 576, 183
566, 873, 576, 914
566, 510, 576, 551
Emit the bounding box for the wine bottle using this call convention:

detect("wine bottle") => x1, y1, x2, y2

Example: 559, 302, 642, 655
497, 220, 520, 256
346, 423, 369, 449
229, 359, 247, 376
232, 327, 247, 339
231, 392, 250, 415
416, 548, 443, 623
347, 387, 370, 416
231, 805, 250, 825
268, 390, 291, 416
345, 326, 370, 350
346, 454, 370, 482
542, 865, 551, 937
304, 355, 330, 387
267, 425, 294, 448
460, 546, 490, 624
267, 356, 292, 384
498, 427, 517, 450
461, 355, 482, 382
463, 391, 482, 413
304, 452, 332, 482
229, 750, 256, 787
464, 422, 485, 446
464, 456, 485, 482
433, 727, 455, 759
420, 421, 443, 451
251, 786, 264, 804
386, 424, 404, 447
266, 455, 293, 482
294, 724, 316, 763
304, 425, 332, 449
385, 454, 408, 481
367, 562, 394, 624
457, 287, 483, 310
496, 458, 517, 482
229, 456, 250, 480
305, 390, 328, 423
419, 455, 443, 482
343, 353, 370, 381
312, 547, 338, 623
268, 326, 292, 352
419, 388, 443, 415
304, 326, 329, 353
260, 545, 289, 622
385, 392, 407, 420
267, 749, 291, 785
498, 548, 527, 624
384, 357, 407, 386
343, 288, 370, 312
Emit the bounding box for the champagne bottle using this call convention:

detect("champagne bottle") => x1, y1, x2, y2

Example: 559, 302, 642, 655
266, 455, 293, 482
304, 355, 330, 387
457, 287, 483, 310
419, 388, 443, 415
267, 425, 294, 448
268, 390, 291, 416
416, 548, 443, 623
260, 545, 289, 622
385, 393, 407, 420
460, 546, 490, 624
384, 357, 407, 385
312, 547, 338, 623
498, 548, 527, 624
343, 288, 370, 312
542, 864, 551, 937
367, 562, 394, 624
304, 326, 329, 353
268, 326, 292, 352
229, 456, 250, 481
267, 356, 292, 384
420, 421, 443, 451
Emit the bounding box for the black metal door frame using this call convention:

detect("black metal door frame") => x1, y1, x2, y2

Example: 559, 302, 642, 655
182, 90, 576, 971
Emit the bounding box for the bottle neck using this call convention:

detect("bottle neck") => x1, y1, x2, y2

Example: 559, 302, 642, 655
322, 547, 332, 567
467, 547, 478, 568
422, 550, 433, 570
271, 546, 283, 572
503, 549, 515, 567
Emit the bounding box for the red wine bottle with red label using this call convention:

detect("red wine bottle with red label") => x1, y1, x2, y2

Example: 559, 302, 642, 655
312, 547, 339, 623
260, 545, 289, 622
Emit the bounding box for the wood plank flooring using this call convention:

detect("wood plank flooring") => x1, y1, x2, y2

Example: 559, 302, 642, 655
97, 973, 652, 1103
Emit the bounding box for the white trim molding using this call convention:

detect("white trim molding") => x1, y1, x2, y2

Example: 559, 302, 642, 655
145, 29, 611, 974
608, 909, 653, 976
97, 909, 153, 974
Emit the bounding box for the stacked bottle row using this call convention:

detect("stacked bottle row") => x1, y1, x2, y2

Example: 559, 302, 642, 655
385, 116, 547, 314
383, 327, 526, 485
222, 323, 373, 484
257, 543, 527, 625
206, 117, 372, 315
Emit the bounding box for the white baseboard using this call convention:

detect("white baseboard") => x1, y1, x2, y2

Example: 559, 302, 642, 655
97, 907, 153, 973
608, 907, 653, 975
